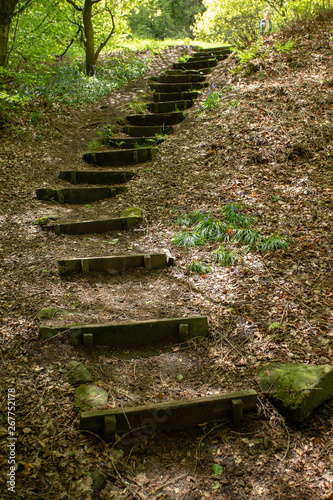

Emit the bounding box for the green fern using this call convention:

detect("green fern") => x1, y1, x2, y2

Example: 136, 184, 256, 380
171, 231, 205, 248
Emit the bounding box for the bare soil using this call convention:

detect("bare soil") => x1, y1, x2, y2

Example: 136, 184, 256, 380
0, 18, 333, 500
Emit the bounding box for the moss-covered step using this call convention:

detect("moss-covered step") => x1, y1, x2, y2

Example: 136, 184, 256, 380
153, 91, 199, 102
189, 54, 228, 62
150, 82, 208, 93
58, 170, 135, 185
173, 59, 218, 70
156, 74, 206, 84
103, 137, 163, 149
52, 216, 142, 235
259, 363, 333, 423
195, 46, 232, 54
83, 147, 158, 166
147, 100, 194, 113
36, 186, 127, 204
122, 125, 173, 137
79, 390, 258, 441
40, 315, 208, 346
56, 250, 174, 275
125, 112, 185, 127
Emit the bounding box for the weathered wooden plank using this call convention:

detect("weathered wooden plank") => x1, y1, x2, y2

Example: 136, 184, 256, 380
83, 147, 158, 166
79, 390, 258, 441
36, 186, 127, 204
103, 137, 163, 149
52, 216, 142, 235
122, 125, 173, 137
125, 112, 185, 126
147, 100, 193, 114
58, 171, 135, 185
153, 91, 199, 102
157, 74, 206, 84
172, 60, 218, 71
149, 82, 208, 93
39, 315, 208, 346
56, 251, 174, 275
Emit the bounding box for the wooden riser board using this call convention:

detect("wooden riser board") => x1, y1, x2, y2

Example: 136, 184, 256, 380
103, 137, 163, 149
40, 315, 208, 346
125, 112, 185, 127
173, 60, 218, 70
58, 171, 135, 185
153, 92, 199, 102
147, 100, 193, 114
36, 186, 127, 204
150, 82, 208, 93
56, 251, 174, 275
83, 147, 158, 166
122, 125, 173, 137
157, 75, 206, 84
79, 390, 258, 441
52, 216, 142, 235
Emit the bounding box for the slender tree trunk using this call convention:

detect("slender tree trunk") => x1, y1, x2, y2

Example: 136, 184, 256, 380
0, 0, 19, 67
83, 0, 96, 76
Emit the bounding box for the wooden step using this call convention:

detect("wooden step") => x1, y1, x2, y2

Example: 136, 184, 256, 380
56, 250, 174, 275
196, 46, 232, 54
79, 390, 258, 441
83, 147, 158, 166
125, 112, 185, 127
103, 137, 163, 149
189, 54, 228, 61
122, 125, 173, 137
150, 82, 208, 93
58, 171, 134, 185
147, 100, 193, 113
173, 59, 218, 70
40, 315, 208, 345
52, 216, 142, 235
36, 186, 126, 204
153, 91, 199, 102
156, 74, 206, 84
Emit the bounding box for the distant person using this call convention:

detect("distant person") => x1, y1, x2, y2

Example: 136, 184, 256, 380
259, 12, 272, 35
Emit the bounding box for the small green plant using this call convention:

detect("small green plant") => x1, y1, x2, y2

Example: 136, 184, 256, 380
237, 39, 264, 64
30, 111, 42, 123
212, 464, 223, 476
214, 246, 240, 266
171, 231, 205, 247
259, 233, 290, 253
129, 100, 146, 114
178, 54, 190, 63
87, 139, 101, 152
187, 260, 211, 273
103, 125, 116, 141
199, 88, 222, 112
275, 40, 295, 54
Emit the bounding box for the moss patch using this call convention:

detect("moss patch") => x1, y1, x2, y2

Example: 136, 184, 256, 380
259, 363, 333, 423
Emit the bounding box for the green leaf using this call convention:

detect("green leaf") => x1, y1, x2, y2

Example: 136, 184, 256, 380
212, 464, 223, 476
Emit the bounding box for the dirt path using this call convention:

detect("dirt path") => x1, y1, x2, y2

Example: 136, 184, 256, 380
0, 19, 333, 500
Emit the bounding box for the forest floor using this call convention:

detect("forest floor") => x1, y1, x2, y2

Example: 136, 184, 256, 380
0, 14, 333, 500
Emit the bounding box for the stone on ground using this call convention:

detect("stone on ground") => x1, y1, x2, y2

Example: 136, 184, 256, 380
64, 361, 93, 385
258, 363, 333, 423
120, 206, 142, 218
74, 384, 108, 412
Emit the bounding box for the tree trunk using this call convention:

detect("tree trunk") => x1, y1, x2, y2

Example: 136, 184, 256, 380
0, 0, 19, 67
83, 0, 96, 76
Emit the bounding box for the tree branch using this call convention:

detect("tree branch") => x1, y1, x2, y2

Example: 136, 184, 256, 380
66, 0, 83, 12
94, 7, 115, 60
57, 25, 83, 58
14, 0, 34, 17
